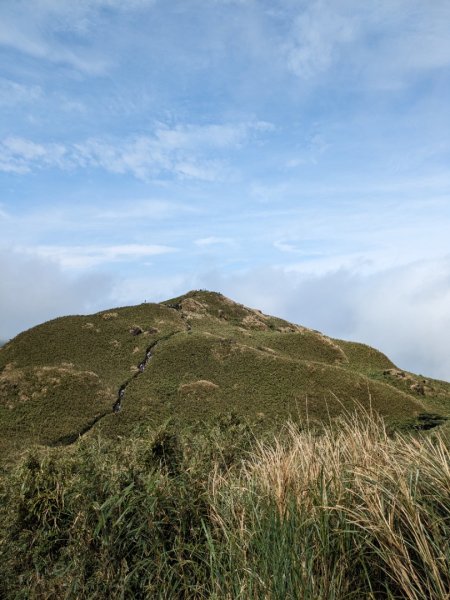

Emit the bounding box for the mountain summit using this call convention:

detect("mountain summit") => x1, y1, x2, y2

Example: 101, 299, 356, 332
1, 290, 448, 462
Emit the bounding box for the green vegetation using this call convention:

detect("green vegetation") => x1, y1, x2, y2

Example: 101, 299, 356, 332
1, 291, 449, 597
1, 411, 449, 599
1, 290, 449, 464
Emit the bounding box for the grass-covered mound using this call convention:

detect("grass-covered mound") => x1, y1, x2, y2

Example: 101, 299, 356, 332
1, 411, 449, 599
0, 290, 449, 463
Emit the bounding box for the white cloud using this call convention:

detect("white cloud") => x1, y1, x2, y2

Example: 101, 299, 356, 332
90, 199, 196, 221
350, 260, 450, 379
154, 121, 273, 150
168, 159, 228, 182
195, 237, 236, 247
284, 1, 357, 79
283, 0, 450, 85
274, 240, 300, 253
3, 137, 47, 161
0, 78, 42, 106
369, 1, 450, 73
3, 238, 450, 381
0, 137, 67, 174
0, 0, 156, 74
200, 257, 450, 381
110, 272, 192, 307
28, 243, 177, 269
0, 204, 10, 220
0, 21, 109, 76
71, 132, 227, 180
0, 121, 272, 180
0, 247, 114, 340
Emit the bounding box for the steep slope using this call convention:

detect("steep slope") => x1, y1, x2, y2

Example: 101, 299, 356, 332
0, 290, 448, 462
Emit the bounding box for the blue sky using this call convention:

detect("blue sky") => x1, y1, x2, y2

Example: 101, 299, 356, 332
1, 0, 450, 379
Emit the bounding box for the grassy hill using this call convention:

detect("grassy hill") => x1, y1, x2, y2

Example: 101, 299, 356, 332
0, 290, 449, 463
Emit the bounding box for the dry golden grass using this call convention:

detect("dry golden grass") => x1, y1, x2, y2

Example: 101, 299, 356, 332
209, 409, 450, 599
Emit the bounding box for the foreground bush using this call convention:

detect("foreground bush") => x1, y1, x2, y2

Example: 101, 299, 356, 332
1, 412, 449, 599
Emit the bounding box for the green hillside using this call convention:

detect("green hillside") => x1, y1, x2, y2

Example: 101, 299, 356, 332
0, 290, 448, 463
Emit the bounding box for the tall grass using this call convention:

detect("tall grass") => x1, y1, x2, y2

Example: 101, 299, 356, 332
1, 411, 449, 599
208, 412, 450, 598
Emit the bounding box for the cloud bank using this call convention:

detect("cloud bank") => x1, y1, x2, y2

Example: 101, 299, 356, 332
2, 244, 450, 381
0, 248, 113, 341
199, 257, 450, 381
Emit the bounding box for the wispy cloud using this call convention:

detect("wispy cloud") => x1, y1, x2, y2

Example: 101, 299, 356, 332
0, 204, 10, 220
90, 199, 197, 221
195, 237, 236, 247
0, 0, 156, 74
283, 0, 450, 86
26, 244, 177, 270
0, 78, 42, 106
284, 1, 358, 79
273, 240, 301, 253
0, 121, 272, 180
0, 137, 67, 174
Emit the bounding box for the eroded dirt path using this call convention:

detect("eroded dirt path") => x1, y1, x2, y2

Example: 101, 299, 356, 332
51, 307, 191, 446
113, 304, 191, 414
112, 331, 177, 414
